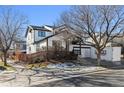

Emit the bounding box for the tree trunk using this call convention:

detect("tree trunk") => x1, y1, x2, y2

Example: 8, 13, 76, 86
96, 51, 101, 66
65, 40, 68, 54
0, 56, 3, 62
46, 38, 49, 62
3, 52, 7, 66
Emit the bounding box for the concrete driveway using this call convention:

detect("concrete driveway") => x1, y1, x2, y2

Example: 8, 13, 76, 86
31, 69, 124, 87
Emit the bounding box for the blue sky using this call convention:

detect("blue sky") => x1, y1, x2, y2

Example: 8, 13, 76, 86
11, 5, 71, 26
0, 5, 71, 37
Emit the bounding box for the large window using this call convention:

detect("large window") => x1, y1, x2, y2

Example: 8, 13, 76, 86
38, 31, 45, 37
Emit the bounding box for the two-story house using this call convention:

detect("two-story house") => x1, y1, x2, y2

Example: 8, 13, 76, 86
25, 25, 54, 54
25, 24, 122, 62
25, 25, 78, 54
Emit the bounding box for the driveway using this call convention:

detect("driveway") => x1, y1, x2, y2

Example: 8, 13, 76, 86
31, 69, 124, 87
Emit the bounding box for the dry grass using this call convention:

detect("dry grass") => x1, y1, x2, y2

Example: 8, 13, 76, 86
26, 62, 51, 69
0, 61, 16, 71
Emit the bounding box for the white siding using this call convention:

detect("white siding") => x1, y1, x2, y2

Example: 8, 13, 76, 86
112, 47, 121, 61
48, 35, 66, 48
81, 48, 91, 58
37, 40, 47, 51
26, 28, 53, 53
90, 47, 121, 61
27, 44, 36, 54
91, 47, 113, 61
26, 30, 34, 45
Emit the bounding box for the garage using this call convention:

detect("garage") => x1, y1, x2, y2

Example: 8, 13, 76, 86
73, 47, 91, 58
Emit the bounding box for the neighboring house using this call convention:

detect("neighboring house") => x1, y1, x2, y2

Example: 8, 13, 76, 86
25, 24, 122, 62
14, 40, 26, 53
9, 40, 26, 54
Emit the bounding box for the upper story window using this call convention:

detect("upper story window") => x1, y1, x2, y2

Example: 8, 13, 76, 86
38, 31, 45, 37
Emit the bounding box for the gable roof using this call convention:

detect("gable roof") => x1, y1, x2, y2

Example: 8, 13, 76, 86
30, 25, 52, 31
45, 25, 54, 28
26, 24, 86, 45
33, 25, 82, 45
54, 24, 86, 38
25, 25, 53, 37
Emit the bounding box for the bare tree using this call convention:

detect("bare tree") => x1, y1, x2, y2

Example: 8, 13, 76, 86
0, 8, 27, 66
59, 5, 124, 65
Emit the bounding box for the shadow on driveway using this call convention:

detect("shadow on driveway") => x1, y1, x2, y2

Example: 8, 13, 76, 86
31, 75, 116, 87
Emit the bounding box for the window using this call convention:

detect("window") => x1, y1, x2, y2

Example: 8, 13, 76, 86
73, 48, 81, 55
38, 31, 45, 37
36, 44, 40, 51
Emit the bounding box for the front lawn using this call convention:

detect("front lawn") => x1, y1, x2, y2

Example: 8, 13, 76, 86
0, 61, 16, 71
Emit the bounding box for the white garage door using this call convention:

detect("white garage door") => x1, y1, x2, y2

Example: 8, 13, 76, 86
81, 48, 91, 58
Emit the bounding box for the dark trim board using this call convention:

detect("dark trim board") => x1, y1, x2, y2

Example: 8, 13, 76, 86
73, 46, 91, 55
33, 34, 55, 44
73, 47, 91, 49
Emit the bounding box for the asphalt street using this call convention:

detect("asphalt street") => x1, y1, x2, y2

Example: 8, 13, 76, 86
32, 69, 124, 87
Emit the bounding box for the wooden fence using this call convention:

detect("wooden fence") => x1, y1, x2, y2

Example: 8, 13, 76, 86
15, 51, 78, 64
16, 51, 47, 63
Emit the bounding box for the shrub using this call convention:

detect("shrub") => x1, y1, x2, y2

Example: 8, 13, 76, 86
0, 66, 6, 71
32, 56, 45, 63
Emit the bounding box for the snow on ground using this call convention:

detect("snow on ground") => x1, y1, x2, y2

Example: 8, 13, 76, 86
0, 60, 107, 86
